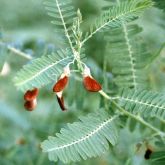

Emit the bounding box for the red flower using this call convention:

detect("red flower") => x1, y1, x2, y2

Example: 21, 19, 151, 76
53, 76, 68, 111
24, 99, 37, 111
83, 66, 102, 92
53, 65, 70, 111
24, 88, 39, 101
53, 76, 68, 93
23, 65, 102, 112
83, 76, 102, 92
24, 88, 39, 111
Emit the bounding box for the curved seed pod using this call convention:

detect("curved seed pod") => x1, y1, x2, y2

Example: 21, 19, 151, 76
56, 95, 66, 111
83, 76, 102, 92
53, 76, 68, 92
24, 88, 39, 101
24, 99, 37, 111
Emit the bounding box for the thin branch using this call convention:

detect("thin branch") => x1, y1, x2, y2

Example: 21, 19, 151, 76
156, 116, 165, 125
55, 0, 83, 71
99, 90, 165, 137
7, 46, 32, 60
55, 0, 75, 56
114, 102, 165, 137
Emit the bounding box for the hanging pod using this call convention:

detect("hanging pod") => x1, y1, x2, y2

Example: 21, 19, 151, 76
144, 148, 153, 159
56, 95, 66, 111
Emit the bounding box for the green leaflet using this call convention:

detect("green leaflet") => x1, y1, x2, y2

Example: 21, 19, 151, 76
150, 151, 165, 165
14, 0, 77, 92
14, 49, 74, 91
41, 110, 118, 163
118, 88, 165, 120
44, 0, 76, 47
106, 24, 150, 89
82, 0, 153, 44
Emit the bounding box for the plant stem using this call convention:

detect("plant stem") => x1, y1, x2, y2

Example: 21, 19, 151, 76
7, 46, 32, 60
55, 0, 75, 55
113, 101, 165, 137
103, 55, 109, 111
99, 90, 165, 137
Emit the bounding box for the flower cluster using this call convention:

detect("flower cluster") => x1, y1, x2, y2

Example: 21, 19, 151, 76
23, 65, 102, 111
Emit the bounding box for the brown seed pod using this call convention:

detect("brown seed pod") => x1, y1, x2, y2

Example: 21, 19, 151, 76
24, 99, 37, 111
144, 148, 153, 160
83, 76, 102, 92
56, 95, 66, 111
24, 88, 39, 101
53, 76, 68, 93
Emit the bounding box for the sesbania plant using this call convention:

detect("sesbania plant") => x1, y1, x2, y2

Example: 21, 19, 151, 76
13, 0, 165, 164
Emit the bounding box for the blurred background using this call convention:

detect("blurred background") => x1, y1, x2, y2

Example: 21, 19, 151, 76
0, 0, 165, 164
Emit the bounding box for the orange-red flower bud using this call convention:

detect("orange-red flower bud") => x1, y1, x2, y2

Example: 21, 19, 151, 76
82, 65, 102, 92
53, 76, 68, 92
24, 88, 39, 101
83, 76, 102, 92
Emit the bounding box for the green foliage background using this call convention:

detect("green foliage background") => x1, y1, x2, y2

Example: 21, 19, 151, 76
0, 0, 165, 165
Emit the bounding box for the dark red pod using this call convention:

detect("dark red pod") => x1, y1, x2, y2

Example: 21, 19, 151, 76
144, 148, 153, 160
56, 95, 66, 111
24, 99, 37, 111
53, 76, 68, 93
83, 76, 102, 92
24, 88, 39, 101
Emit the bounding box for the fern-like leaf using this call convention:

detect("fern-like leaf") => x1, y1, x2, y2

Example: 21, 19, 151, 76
14, 49, 73, 91
44, 0, 76, 49
117, 88, 165, 120
151, 151, 165, 165
153, 0, 165, 12
106, 24, 150, 89
82, 0, 153, 44
41, 110, 118, 163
